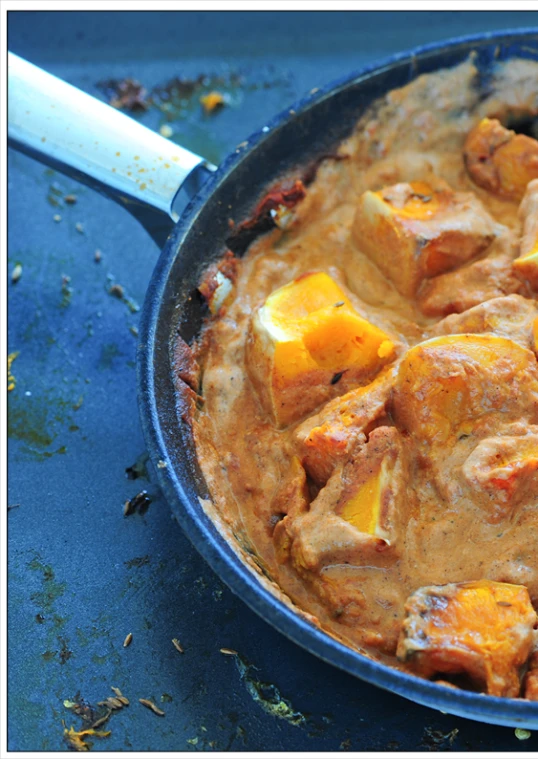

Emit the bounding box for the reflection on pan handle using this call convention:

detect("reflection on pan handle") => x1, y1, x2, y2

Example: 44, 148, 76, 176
7, 52, 217, 246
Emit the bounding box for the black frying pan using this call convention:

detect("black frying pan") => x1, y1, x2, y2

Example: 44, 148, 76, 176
8, 29, 538, 728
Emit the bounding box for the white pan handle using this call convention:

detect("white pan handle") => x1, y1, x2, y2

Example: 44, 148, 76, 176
8, 52, 216, 243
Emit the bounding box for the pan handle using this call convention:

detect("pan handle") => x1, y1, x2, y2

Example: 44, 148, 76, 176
7, 52, 217, 246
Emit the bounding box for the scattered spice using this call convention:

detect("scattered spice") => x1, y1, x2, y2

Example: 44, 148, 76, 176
159, 124, 173, 138
7, 351, 19, 392
124, 555, 150, 569
53, 214, 62, 222
8, 503, 20, 512
420, 726, 459, 750
75, 222, 84, 234
515, 728, 531, 740
157, 459, 167, 469
64, 194, 78, 204
334, 300, 345, 307
123, 632, 133, 648
109, 283, 124, 299
125, 452, 149, 481
73, 395, 84, 411
139, 698, 165, 716
94, 249, 102, 263
330, 371, 344, 386
98, 78, 150, 112
61, 275, 73, 307
219, 647, 238, 656
11, 263, 23, 283
129, 325, 139, 338
63, 724, 111, 752
172, 638, 184, 654
123, 490, 152, 517
90, 711, 112, 729
200, 90, 226, 114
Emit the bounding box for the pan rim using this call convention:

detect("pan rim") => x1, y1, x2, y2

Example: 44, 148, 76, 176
139, 27, 538, 728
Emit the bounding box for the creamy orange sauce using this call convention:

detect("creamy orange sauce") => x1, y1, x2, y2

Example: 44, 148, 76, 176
189, 58, 538, 694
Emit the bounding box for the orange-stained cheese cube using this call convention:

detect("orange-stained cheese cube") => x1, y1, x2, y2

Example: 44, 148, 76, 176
513, 180, 538, 288
393, 334, 538, 446
338, 446, 394, 543
462, 432, 538, 523
279, 427, 406, 572
295, 365, 396, 485
397, 580, 537, 697
352, 179, 497, 298
464, 118, 538, 200
247, 271, 396, 427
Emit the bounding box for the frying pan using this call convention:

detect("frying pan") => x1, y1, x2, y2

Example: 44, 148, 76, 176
8, 29, 538, 728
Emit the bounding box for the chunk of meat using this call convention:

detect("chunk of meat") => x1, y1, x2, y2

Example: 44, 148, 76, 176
464, 117, 538, 200
393, 335, 538, 447
295, 365, 397, 485
513, 179, 538, 288
462, 432, 538, 523
418, 253, 525, 317
281, 427, 407, 572
429, 294, 538, 352
396, 580, 537, 697
247, 271, 397, 427
352, 178, 499, 297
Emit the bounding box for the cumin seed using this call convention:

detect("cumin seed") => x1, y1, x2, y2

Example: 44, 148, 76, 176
172, 638, 184, 653
123, 632, 133, 648
219, 647, 238, 656
139, 698, 165, 716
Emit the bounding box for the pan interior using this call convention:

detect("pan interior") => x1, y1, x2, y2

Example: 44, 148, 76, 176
139, 30, 538, 727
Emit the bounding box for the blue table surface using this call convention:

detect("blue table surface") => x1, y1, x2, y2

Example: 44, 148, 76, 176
8, 10, 538, 752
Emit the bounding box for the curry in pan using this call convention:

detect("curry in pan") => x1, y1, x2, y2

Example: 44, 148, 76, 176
176, 57, 538, 699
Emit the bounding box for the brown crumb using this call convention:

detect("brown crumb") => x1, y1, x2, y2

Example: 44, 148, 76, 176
123, 490, 152, 517
98, 77, 150, 112
139, 698, 165, 716
123, 632, 133, 648
109, 283, 124, 299
64, 194, 77, 205
172, 638, 184, 653
219, 647, 238, 656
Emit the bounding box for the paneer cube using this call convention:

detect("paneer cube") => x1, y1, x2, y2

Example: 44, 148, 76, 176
352, 179, 497, 297
397, 580, 537, 697
464, 118, 538, 200
429, 294, 538, 353
337, 437, 395, 543
295, 365, 396, 484
393, 335, 538, 446
462, 432, 538, 523
247, 271, 396, 427
280, 427, 406, 572
513, 180, 538, 288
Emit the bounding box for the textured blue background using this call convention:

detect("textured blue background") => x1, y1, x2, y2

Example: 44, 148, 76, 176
8, 10, 538, 752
